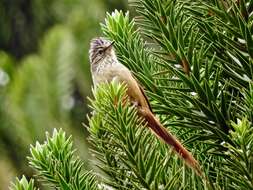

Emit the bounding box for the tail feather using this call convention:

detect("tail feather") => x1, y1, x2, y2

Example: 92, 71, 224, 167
140, 108, 203, 177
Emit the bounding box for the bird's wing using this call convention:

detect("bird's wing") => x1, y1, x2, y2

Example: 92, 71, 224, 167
135, 78, 153, 112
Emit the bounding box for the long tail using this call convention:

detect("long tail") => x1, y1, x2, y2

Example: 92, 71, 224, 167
140, 108, 203, 177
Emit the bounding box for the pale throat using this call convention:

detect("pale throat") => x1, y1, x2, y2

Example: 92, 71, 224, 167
92, 50, 117, 70
91, 50, 121, 86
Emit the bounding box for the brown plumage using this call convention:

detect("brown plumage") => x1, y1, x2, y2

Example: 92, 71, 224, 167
89, 37, 203, 176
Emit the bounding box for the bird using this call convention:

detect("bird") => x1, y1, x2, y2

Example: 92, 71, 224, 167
89, 37, 202, 176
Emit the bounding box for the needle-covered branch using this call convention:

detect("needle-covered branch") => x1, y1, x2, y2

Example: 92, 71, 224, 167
28, 129, 97, 190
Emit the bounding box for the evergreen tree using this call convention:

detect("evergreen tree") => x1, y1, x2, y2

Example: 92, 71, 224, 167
11, 0, 253, 189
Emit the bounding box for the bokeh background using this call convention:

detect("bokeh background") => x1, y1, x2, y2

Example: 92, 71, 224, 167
0, 0, 126, 189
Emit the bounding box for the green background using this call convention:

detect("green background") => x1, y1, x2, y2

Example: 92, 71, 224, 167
0, 0, 126, 189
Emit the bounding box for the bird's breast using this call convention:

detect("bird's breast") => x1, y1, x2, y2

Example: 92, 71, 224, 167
92, 62, 127, 86
92, 61, 150, 109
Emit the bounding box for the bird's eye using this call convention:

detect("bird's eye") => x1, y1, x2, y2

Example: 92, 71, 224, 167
98, 49, 103, 55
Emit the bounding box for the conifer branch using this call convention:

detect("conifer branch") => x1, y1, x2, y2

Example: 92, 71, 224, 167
88, 81, 205, 190
28, 129, 98, 190
10, 176, 38, 190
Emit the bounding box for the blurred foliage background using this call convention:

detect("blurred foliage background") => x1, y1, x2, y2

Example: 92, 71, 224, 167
0, 0, 126, 189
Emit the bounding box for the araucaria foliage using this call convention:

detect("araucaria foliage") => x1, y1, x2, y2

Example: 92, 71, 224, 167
11, 0, 253, 189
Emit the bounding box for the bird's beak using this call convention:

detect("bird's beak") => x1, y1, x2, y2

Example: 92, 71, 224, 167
104, 41, 115, 52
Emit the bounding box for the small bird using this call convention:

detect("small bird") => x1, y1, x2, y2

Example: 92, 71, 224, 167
89, 37, 202, 176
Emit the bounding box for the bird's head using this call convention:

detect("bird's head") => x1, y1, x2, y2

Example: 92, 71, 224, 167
89, 37, 115, 65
